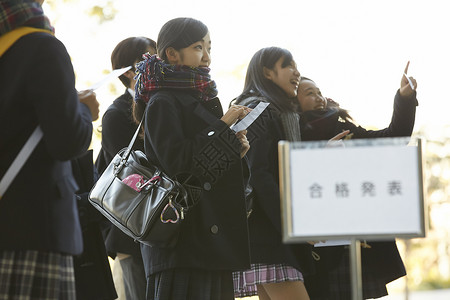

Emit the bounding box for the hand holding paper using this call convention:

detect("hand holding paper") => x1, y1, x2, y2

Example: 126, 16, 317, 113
231, 102, 270, 133
78, 66, 132, 121
78, 89, 99, 121
221, 105, 251, 127
400, 61, 417, 97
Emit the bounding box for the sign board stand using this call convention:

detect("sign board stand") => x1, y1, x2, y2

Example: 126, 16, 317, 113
350, 239, 362, 300
278, 138, 426, 300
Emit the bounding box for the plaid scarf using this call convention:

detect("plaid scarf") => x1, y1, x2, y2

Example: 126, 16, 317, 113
0, 0, 54, 36
238, 95, 302, 142
135, 53, 218, 104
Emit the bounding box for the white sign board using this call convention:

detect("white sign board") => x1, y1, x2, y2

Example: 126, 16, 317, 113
279, 138, 426, 243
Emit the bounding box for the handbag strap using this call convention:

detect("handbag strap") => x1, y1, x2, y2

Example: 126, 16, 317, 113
123, 118, 143, 158
0, 28, 53, 200
115, 118, 144, 175
0, 126, 43, 200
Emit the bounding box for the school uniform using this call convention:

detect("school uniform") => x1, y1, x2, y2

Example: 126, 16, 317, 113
96, 89, 147, 300
0, 30, 92, 299
72, 150, 117, 300
140, 90, 251, 299
301, 89, 418, 299
232, 97, 315, 297
0, 32, 91, 256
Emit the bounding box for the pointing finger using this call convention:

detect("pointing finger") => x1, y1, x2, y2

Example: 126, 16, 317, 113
404, 61, 410, 75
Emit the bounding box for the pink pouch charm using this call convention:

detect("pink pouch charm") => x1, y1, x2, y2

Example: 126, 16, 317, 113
122, 174, 145, 192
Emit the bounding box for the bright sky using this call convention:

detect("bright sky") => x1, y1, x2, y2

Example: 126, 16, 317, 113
44, 0, 450, 141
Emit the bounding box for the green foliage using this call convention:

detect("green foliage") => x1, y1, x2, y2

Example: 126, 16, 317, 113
400, 127, 450, 292
45, 0, 118, 24
417, 277, 450, 291
108, 82, 118, 96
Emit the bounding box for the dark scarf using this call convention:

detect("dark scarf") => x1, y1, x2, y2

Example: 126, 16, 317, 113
238, 95, 302, 142
135, 53, 218, 104
0, 0, 54, 35
300, 108, 344, 141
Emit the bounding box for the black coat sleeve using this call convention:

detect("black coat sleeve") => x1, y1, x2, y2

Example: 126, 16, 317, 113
245, 108, 285, 234
144, 93, 242, 187
344, 89, 418, 138
101, 107, 136, 159
27, 34, 93, 160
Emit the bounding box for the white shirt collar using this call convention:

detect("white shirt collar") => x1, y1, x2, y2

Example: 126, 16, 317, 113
127, 88, 135, 98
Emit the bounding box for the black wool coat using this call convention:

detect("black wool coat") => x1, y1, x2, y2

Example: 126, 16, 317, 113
300, 90, 418, 141
301, 89, 418, 298
140, 90, 251, 275
240, 100, 315, 275
96, 90, 144, 257
72, 150, 117, 300
0, 32, 92, 255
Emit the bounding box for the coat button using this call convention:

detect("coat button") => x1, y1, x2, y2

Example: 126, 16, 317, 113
210, 225, 219, 234
203, 182, 211, 191
207, 130, 215, 136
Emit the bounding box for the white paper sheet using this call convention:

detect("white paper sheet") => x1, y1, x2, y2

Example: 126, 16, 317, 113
314, 240, 351, 247
88, 66, 132, 90
231, 102, 270, 132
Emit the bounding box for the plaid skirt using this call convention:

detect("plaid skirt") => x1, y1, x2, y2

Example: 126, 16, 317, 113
146, 268, 234, 300
233, 263, 304, 298
0, 250, 76, 300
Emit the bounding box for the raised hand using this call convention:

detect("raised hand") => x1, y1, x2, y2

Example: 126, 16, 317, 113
400, 61, 417, 97
326, 130, 350, 148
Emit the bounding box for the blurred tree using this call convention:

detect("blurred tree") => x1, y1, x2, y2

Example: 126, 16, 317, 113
401, 127, 450, 293
87, 1, 118, 24
44, 0, 118, 24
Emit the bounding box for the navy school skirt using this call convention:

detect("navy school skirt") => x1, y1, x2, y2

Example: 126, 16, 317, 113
146, 268, 234, 300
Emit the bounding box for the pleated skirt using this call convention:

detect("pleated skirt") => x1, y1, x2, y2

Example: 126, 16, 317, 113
0, 250, 76, 300
146, 268, 234, 300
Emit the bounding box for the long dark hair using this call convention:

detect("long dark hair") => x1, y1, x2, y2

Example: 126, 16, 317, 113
111, 37, 156, 88
234, 47, 298, 112
133, 17, 208, 123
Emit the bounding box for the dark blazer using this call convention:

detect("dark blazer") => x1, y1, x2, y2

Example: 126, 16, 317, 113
301, 89, 417, 297
242, 101, 315, 274
0, 32, 92, 255
96, 90, 143, 257
72, 150, 117, 300
140, 90, 250, 275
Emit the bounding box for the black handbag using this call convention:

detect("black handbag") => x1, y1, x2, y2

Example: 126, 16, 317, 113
89, 120, 191, 248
